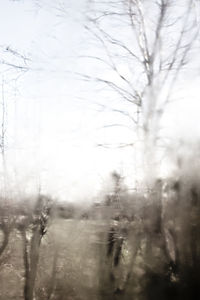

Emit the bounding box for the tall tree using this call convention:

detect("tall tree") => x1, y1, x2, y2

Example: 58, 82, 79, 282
83, 0, 200, 178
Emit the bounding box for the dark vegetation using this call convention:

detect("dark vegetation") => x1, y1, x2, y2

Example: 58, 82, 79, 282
0, 169, 200, 300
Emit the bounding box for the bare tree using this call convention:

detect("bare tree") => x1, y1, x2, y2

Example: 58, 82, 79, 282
82, 0, 200, 174
77, 4, 200, 296
17, 195, 52, 300
0, 45, 30, 194
0, 47, 30, 260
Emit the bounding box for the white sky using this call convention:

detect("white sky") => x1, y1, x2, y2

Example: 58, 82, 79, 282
0, 0, 137, 201
0, 0, 200, 201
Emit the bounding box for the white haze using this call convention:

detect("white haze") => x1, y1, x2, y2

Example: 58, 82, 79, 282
0, 0, 200, 202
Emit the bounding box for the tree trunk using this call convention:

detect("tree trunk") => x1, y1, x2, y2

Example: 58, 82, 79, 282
22, 227, 42, 300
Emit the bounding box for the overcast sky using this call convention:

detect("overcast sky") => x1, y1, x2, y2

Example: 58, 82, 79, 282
0, 0, 136, 201
0, 0, 200, 201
